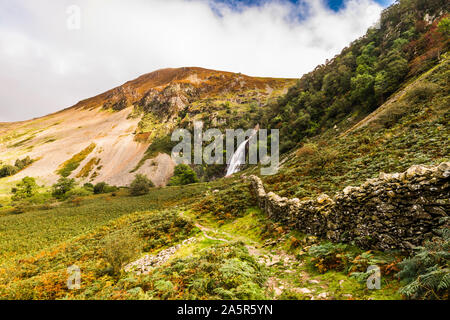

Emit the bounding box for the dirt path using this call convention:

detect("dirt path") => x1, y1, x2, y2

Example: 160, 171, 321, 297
194, 223, 229, 242
189, 216, 330, 300
245, 244, 330, 299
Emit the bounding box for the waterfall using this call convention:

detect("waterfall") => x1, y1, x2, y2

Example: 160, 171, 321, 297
226, 130, 257, 176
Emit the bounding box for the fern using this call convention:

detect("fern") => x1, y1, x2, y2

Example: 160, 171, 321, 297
397, 220, 450, 300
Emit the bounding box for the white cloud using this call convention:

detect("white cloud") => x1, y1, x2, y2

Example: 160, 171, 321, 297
0, 0, 384, 122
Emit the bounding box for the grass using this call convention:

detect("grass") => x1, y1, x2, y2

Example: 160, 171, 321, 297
9, 135, 36, 148
76, 157, 100, 178
0, 179, 19, 199
56, 143, 96, 177
44, 138, 57, 144
0, 169, 407, 300
0, 182, 212, 263
0, 209, 195, 299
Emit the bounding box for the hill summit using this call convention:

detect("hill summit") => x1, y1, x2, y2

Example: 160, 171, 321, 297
0, 67, 295, 188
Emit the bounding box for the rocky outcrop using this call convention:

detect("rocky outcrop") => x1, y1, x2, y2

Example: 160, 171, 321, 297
138, 83, 199, 120
249, 162, 450, 251
124, 237, 197, 275
101, 86, 138, 111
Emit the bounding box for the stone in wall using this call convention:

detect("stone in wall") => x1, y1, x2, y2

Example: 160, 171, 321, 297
249, 162, 449, 251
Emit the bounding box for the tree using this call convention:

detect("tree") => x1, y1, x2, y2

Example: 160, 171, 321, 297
375, 50, 409, 100
351, 73, 375, 108
93, 182, 107, 194
437, 17, 450, 38
129, 174, 154, 196
168, 164, 199, 186
11, 177, 38, 201
52, 177, 76, 199
83, 182, 94, 191
102, 231, 142, 275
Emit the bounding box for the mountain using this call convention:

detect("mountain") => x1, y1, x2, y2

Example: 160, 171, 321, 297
0, 68, 295, 187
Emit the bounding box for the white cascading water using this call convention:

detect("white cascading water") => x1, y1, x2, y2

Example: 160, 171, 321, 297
226, 130, 257, 176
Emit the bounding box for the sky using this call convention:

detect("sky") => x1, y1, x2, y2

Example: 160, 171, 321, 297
0, 0, 394, 122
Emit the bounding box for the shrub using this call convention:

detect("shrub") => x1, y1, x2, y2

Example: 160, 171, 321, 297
138, 242, 267, 299
129, 174, 154, 196
193, 183, 255, 220
11, 177, 38, 201
26, 192, 53, 205
93, 182, 106, 194
0, 165, 19, 178
137, 210, 195, 251
311, 147, 339, 172
65, 187, 92, 198
102, 231, 142, 275
12, 204, 27, 214
168, 164, 199, 186
0, 157, 34, 178
52, 177, 76, 199
405, 82, 440, 104
397, 221, 450, 300
295, 143, 317, 158
437, 17, 450, 37
144, 135, 178, 158
308, 242, 351, 273
69, 197, 83, 207
371, 101, 412, 129
83, 183, 94, 191
93, 182, 117, 194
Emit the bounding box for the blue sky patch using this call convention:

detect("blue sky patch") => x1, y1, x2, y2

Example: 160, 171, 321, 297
210, 0, 393, 12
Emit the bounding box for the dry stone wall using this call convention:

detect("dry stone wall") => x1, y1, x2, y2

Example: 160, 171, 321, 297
249, 162, 450, 251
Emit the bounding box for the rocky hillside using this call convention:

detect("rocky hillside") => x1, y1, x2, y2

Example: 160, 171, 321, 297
0, 68, 295, 190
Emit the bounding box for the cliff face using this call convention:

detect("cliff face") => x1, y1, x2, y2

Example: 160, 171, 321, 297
249, 162, 450, 251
